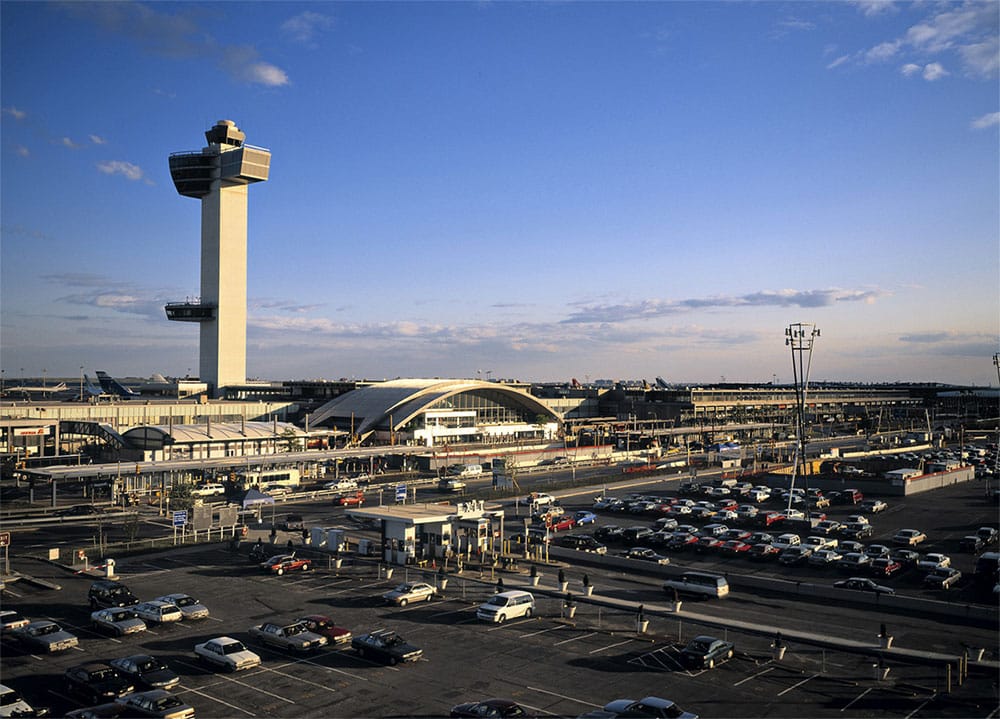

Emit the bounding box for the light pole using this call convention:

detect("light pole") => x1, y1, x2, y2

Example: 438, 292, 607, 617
785, 323, 820, 514
79, 366, 85, 402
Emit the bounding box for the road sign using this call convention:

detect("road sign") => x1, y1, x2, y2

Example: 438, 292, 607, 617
0, 532, 9, 547
395, 484, 406, 502
172, 510, 188, 527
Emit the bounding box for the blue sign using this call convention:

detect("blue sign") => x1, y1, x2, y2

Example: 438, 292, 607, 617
172, 510, 188, 527
395, 484, 407, 502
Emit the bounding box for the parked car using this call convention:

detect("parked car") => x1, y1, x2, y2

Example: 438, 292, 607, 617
916, 553, 952, 571
749, 543, 780, 561
814, 520, 841, 535
0, 683, 48, 718
892, 529, 927, 546
959, 535, 986, 553
249, 621, 328, 653
778, 546, 813, 566
90, 608, 146, 637
833, 577, 895, 595
623, 547, 671, 565
889, 548, 920, 567
679, 635, 735, 669
260, 554, 312, 575
297, 615, 352, 645
133, 602, 183, 625
585, 697, 699, 719
382, 582, 437, 606
861, 499, 888, 513
526, 492, 556, 507
808, 549, 842, 567
107, 655, 180, 690
9, 620, 79, 653
351, 629, 422, 665
113, 690, 194, 719
594, 525, 625, 542
574, 510, 598, 525
835, 553, 871, 572
863, 544, 892, 561
450, 699, 528, 718
88, 581, 139, 610
64, 662, 135, 705
923, 567, 962, 590
621, 526, 654, 543
194, 636, 262, 672
870, 557, 903, 577
548, 515, 577, 532
976, 527, 999, 545
555, 535, 608, 554
152, 594, 208, 620
0, 610, 29, 634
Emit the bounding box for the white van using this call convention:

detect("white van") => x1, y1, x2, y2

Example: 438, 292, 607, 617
458, 464, 483, 478
662, 571, 730, 599
476, 590, 535, 623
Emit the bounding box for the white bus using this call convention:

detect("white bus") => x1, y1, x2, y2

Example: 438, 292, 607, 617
239, 468, 301, 490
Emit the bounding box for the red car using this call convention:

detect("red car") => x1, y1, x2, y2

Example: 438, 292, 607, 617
548, 515, 576, 532
762, 511, 785, 526
260, 554, 312, 575
869, 557, 902, 577
334, 491, 365, 507
297, 614, 352, 645
721, 540, 752, 555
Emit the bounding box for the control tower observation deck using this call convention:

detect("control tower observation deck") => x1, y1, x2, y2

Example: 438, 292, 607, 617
166, 120, 270, 396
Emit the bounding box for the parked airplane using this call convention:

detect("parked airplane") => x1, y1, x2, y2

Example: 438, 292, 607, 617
96, 371, 140, 398
3, 381, 68, 398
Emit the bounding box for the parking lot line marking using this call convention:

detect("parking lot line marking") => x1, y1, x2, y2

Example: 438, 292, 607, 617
734, 666, 774, 686
589, 639, 634, 654
904, 699, 933, 719
430, 607, 475, 618
777, 673, 820, 696
554, 631, 597, 646
180, 685, 257, 716
223, 672, 298, 703
261, 665, 342, 692
519, 624, 568, 638
527, 686, 601, 708
841, 687, 873, 711
295, 656, 369, 681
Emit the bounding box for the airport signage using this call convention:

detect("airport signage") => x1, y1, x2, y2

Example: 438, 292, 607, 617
395, 484, 406, 502
172, 510, 188, 527
14, 427, 48, 436
0, 532, 9, 547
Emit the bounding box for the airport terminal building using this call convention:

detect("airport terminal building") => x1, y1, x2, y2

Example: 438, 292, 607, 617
308, 378, 560, 447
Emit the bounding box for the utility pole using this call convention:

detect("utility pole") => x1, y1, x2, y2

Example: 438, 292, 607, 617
785, 323, 820, 513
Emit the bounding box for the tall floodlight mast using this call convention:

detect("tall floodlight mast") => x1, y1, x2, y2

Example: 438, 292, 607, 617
992, 353, 1000, 494
165, 120, 271, 397
784, 323, 820, 515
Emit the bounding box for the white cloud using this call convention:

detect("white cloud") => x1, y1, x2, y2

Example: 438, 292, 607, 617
922, 62, 948, 80
836, 1, 999, 78
281, 11, 334, 45
2, 106, 26, 120
89, 134, 107, 145
853, 1, 897, 18
246, 62, 289, 87
900, 63, 921, 76
971, 111, 1000, 128
865, 40, 901, 63
96, 160, 145, 181
15, 145, 29, 157
62, 137, 82, 149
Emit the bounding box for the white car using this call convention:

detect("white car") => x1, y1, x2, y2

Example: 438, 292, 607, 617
916, 553, 951, 570
0, 684, 45, 718
194, 636, 261, 672
527, 492, 556, 507
90, 608, 147, 636
191, 483, 225, 497
154, 594, 209, 620
892, 529, 927, 546
0, 610, 29, 634
323, 478, 359, 491
134, 601, 183, 624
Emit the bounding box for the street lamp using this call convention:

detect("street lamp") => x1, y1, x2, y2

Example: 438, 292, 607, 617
784, 323, 820, 513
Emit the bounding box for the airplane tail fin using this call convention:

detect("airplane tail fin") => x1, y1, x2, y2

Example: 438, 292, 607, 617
96, 371, 139, 397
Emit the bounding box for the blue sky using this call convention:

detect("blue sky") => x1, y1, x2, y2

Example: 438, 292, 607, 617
2, 1, 997, 385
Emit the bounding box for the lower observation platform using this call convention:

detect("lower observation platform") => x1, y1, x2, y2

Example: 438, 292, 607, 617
165, 302, 215, 322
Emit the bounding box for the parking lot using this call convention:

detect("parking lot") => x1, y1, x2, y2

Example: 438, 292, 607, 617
2, 535, 998, 719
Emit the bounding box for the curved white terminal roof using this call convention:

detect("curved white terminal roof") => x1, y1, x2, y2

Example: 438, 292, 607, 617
123, 421, 302, 447
308, 378, 559, 440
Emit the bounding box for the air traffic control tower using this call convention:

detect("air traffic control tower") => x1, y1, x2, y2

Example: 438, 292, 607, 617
165, 120, 270, 396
